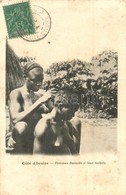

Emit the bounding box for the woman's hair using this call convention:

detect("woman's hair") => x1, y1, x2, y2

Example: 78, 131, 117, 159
23, 62, 43, 77
54, 88, 80, 112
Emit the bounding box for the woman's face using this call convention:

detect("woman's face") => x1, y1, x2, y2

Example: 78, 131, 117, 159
54, 93, 75, 121
59, 106, 74, 121
26, 68, 44, 91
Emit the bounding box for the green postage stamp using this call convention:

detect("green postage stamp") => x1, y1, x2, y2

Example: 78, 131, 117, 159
3, 1, 35, 38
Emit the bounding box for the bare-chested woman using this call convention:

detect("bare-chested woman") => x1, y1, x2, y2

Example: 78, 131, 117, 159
7, 62, 56, 154
33, 89, 81, 155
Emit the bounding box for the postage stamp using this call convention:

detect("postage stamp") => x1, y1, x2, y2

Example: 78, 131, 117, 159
3, 2, 35, 38
19, 5, 51, 42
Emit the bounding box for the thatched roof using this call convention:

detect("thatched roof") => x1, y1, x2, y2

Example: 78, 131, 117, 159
6, 41, 25, 104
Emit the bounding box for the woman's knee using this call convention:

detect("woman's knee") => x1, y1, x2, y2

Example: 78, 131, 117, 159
34, 120, 44, 140
71, 118, 81, 130
14, 121, 28, 135
73, 118, 81, 126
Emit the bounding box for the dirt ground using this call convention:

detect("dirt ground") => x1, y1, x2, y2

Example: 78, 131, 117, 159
80, 118, 117, 154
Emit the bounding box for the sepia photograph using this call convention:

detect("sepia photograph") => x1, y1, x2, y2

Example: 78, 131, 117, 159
6, 41, 118, 155
1, 0, 126, 194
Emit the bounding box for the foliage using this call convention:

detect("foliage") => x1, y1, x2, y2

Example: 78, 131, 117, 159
90, 50, 118, 118
44, 59, 94, 92
44, 50, 118, 118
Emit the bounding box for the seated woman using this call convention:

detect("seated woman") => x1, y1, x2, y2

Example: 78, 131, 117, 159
7, 62, 56, 154
33, 89, 81, 155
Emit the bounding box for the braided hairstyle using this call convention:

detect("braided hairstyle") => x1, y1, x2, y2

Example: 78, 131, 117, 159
54, 88, 80, 113
23, 61, 43, 78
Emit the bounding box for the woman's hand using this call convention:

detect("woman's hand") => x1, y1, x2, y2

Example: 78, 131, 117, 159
38, 88, 57, 103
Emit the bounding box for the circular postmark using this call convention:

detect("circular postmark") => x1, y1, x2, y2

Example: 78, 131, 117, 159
18, 5, 51, 42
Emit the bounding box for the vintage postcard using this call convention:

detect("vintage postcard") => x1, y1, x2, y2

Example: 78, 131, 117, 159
0, 0, 126, 194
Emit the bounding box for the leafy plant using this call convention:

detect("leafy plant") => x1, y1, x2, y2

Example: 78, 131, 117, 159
43, 50, 118, 118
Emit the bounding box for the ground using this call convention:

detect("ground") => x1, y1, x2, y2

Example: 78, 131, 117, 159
80, 118, 117, 154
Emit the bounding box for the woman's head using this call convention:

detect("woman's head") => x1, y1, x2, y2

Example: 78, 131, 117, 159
54, 89, 80, 120
24, 62, 44, 91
